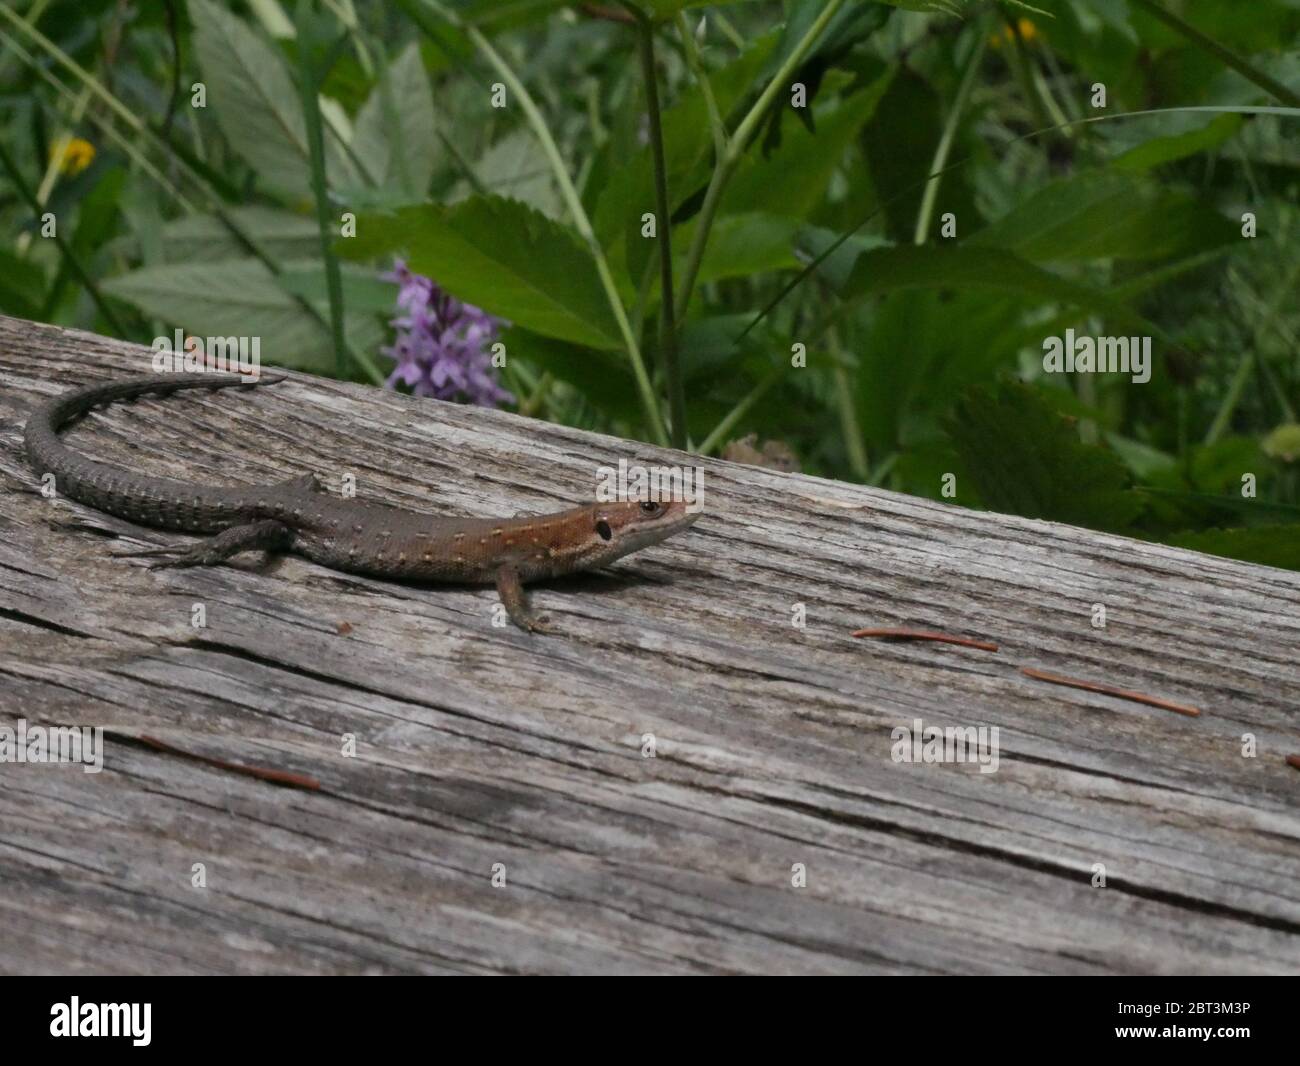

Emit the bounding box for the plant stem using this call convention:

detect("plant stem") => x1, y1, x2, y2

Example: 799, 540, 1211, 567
675, 0, 846, 321
296, 1, 349, 379
827, 325, 869, 480
1130, 0, 1300, 108
407, 0, 669, 446
868, 452, 898, 487
712, 11, 745, 53
1204, 350, 1252, 446
698, 366, 782, 456
634, 13, 686, 448
913, 27, 986, 245
676, 12, 727, 157
520, 372, 553, 417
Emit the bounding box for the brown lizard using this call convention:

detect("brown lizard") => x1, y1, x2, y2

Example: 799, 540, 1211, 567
24, 373, 699, 632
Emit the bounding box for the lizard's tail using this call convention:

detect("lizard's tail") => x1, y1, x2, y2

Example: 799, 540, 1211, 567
30, 372, 288, 439
23, 372, 290, 531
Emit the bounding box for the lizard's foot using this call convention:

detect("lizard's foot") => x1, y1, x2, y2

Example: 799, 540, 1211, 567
113, 521, 293, 571
113, 541, 235, 570
520, 612, 555, 635
494, 562, 556, 634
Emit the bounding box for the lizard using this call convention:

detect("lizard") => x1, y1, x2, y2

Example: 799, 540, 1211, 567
23, 372, 700, 633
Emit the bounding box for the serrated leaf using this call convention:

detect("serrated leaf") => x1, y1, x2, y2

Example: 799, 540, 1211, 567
101, 258, 381, 371
351, 42, 438, 197
189, 0, 312, 197
968, 171, 1238, 262
857, 290, 1028, 455
345, 196, 621, 350
840, 244, 1162, 334
452, 128, 561, 218
945, 382, 1142, 530
111, 207, 322, 262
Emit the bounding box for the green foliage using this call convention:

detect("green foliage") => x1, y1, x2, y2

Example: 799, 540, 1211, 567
946, 382, 1143, 531
100, 259, 382, 371
967, 172, 1237, 263
840, 245, 1161, 334
189, 0, 323, 199
1168, 525, 1300, 570
346, 196, 622, 349
349, 42, 439, 196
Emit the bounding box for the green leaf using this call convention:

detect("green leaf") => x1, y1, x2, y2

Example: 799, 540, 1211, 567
592, 31, 778, 245
1112, 112, 1243, 170
110, 207, 322, 262
503, 327, 640, 421
454, 128, 561, 218
351, 42, 438, 197
968, 172, 1238, 262
277, 264, 399, 314
726, 72, 892, 218
0, 247, 44, 318
189, 0, 310, 197
100, 258, 381, 371
859, 67, 940, 243
840, 244, 1162, 334
1128, 0, 1300, 109
1166, 525, 1300, 570
856, 290, 1029, 455
1104, 432, 1177, 479
672, 212, 802, 289
945, 381, 1142, 530
634, 0, 765, 18
635, 0, 984, 12
666, 314, 754, 382
345, 196, 622, 349
793, 225, 891, 289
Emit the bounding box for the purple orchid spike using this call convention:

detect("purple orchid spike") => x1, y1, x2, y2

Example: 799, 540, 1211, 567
380, 259, 514, 408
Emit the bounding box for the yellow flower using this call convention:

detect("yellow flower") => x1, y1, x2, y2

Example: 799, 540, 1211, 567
989, 18, 1038, 49
52, 136, 95, 176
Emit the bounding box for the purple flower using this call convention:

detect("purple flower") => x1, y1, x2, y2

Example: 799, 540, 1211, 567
379, 259, 514, 407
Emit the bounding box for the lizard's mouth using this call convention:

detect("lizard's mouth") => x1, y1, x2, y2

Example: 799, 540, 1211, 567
623, 507, 699, 549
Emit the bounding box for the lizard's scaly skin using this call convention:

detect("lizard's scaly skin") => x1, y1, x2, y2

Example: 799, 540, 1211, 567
24, 374, 698, 627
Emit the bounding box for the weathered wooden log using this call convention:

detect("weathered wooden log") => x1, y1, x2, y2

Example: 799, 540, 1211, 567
1, 314, 1296, 974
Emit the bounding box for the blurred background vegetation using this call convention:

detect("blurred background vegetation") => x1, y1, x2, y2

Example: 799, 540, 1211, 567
1, 0, 1298, 567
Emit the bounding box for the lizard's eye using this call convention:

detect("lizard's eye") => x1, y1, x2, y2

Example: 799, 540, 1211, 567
639, 501, 662, 516
595, 519, 613, 541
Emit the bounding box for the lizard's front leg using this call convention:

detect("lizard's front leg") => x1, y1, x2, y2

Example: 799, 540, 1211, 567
115, 519, 294, 570
494, 563, 553, 633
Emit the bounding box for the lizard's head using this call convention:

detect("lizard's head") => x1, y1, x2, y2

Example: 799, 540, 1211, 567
585, 498, 700, 566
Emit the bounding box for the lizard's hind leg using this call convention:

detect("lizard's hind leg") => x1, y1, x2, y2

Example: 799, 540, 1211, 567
114, 520, 293, 570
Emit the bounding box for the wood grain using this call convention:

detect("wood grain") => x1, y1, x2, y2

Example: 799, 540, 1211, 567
1, 314, 1297, 975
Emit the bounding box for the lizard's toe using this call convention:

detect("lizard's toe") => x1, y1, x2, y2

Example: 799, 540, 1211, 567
113, 545, 177, 559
